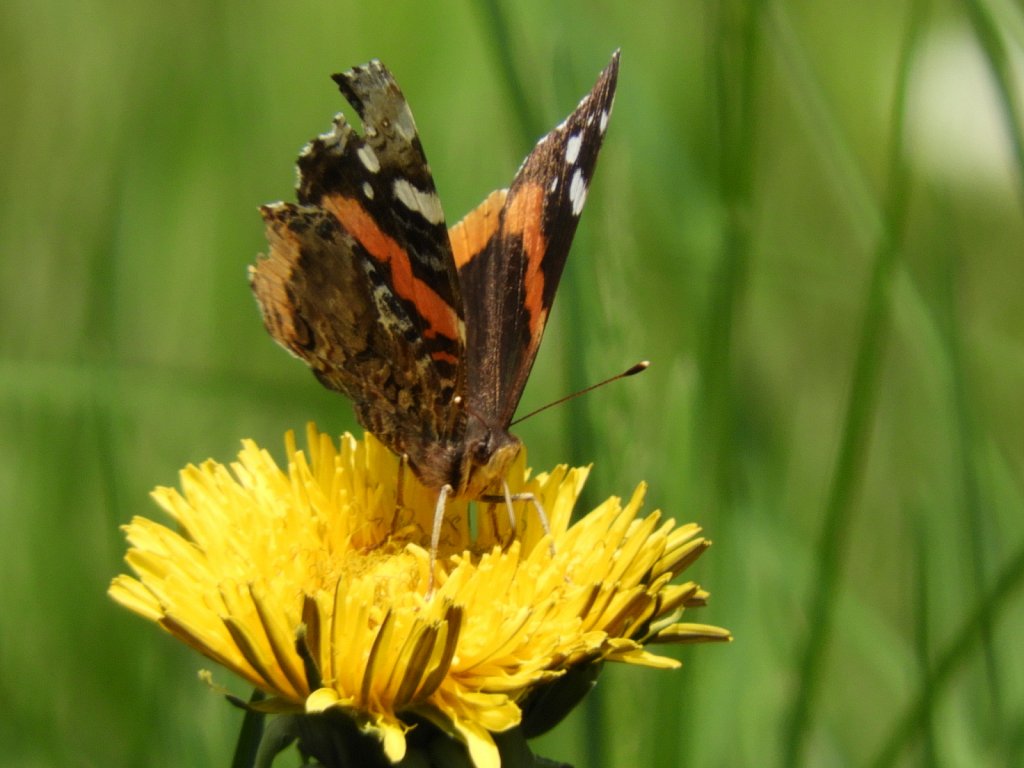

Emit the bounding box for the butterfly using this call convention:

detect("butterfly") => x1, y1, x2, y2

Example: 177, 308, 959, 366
251, 52, 619, 514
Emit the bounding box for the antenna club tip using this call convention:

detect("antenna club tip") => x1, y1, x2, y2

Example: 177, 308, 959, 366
626, 360, 650, 376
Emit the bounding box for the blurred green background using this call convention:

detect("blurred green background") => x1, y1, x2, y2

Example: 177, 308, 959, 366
4, 0, 1024, 765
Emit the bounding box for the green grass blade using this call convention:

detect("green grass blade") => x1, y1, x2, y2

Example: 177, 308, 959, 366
933, 187, 1009, 756
472, 0, 543, 147
870, 539, 1024, 767
912, 508, 940, 768
779, 0, 926, 764
691, 0, 764, 515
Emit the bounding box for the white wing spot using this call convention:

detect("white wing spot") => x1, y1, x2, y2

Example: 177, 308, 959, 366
357, 145, 381, 173
393, 178, 445, 225
549, 176, 558, 192
569, 168, 588, 216
565, 133, 582, 164
394, 104, 418, 142
362, 182, 374, 199
599, 110, 609, 134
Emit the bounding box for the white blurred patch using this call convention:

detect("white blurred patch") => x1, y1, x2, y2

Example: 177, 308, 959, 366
907, 25, 1024, 193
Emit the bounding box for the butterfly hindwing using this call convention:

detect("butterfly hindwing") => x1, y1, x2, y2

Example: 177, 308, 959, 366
252, 203, 463, 471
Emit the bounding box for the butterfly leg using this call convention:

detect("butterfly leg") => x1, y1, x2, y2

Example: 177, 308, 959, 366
500, 480, 517, 533
480, 482, 556, 558
396, 453, 408, 510
427, 484, 452, 596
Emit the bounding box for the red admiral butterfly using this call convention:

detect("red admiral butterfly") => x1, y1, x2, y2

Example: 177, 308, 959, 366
252, 52, 619, 514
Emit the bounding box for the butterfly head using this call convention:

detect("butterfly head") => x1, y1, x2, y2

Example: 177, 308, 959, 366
456, 419, 522, 499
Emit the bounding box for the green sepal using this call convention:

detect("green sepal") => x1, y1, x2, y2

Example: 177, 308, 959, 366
520, 663, 602, 738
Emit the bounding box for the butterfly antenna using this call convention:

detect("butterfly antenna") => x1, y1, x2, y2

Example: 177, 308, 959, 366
510, 360, 649, 426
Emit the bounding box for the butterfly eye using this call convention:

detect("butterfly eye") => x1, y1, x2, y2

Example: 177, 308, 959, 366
471, 438, 487, 462
471, 438, 492, 465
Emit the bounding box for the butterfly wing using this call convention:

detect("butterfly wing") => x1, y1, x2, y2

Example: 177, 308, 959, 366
451, 52, 619, 428
251, 61, 467, 484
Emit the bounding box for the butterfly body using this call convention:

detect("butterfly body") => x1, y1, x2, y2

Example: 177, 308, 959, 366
252, 53, 619, 499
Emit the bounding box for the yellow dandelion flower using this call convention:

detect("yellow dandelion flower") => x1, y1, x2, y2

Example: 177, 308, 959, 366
109, 426, 730, 767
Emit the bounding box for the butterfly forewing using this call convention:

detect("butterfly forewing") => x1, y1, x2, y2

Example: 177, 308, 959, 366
251, 61, 470, 473
453, 52, 620, 428
295, 60, 465, 403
